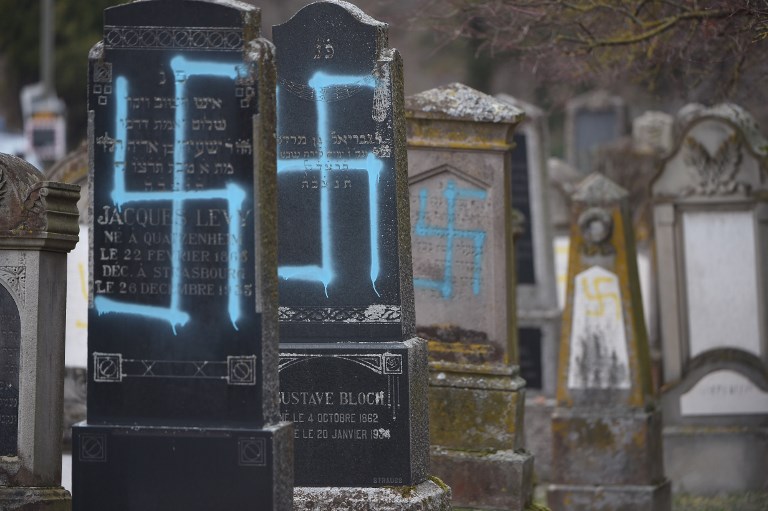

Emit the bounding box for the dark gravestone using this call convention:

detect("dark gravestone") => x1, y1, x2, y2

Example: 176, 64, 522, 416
518, 327, 542, 390
0, 285, 19, 457
275, 2, 409, 344
275, 0, 431, 492
72, 1, 291, 510
511, 133, 535, 285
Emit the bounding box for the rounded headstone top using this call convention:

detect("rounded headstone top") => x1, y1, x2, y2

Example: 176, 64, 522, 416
674, 103, 768, 157
566, 89, 625, 111
298, 0, 387, 28
0, 153, 43, 231
406, 83, 525, 124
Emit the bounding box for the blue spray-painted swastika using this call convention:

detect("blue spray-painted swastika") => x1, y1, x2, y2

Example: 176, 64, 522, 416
93, 56, 249, 334
413, 180, 487, 299
277, 71, 384, 297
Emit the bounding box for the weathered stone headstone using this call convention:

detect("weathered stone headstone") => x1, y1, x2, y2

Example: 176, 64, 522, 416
0, 153, 79, 510
47, 144, 90, 446
565, 90, 628, 174
496, 94, 560, 396
652, 103, 768, 494
548, 173, 671, 511
633, 111, 673, 154
274, 1, 449, 508
406, 83, 535, 511
71, 1, 293, 509
496, 94, 561, 482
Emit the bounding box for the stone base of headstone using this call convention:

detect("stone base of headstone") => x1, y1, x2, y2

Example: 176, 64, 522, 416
547, 480, 671, 511
428, 373, 533, 510
523, 397, 556, 483
431, 447, 534, 511
548, 408, 669, 511
0, 486, 71, 511
663, 426, 768, 494
550, 408, 664, 485
292, 479, 451, 511
279, 339, 429, 487
72, 421, 292, 510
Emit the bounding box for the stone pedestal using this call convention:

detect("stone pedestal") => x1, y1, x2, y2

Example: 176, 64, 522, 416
293, 480, 452, 511
547, 174, 670, 511
0, 153, 80, 510
406, 83, 535, 510
547, 481, 671, 511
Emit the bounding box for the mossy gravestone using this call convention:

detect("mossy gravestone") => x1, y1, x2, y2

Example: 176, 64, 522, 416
0, 153, 79, 510
548, 173, 670, 511
274, 1, 450, 508
406, 83, 536, 511
71, 1, 292, 510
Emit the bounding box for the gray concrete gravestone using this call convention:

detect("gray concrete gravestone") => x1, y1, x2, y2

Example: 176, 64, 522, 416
652, 103, 768, 495
0, 153, 80, 510
406, 83, 537, 511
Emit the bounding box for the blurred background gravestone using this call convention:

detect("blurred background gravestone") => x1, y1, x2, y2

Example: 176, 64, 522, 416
591, 110, 675, 388
46, 143, 89, 449
406, 82, 536, 511
71, 1, 293, 509
652, 103, 768, 495
497, 93, 561, 483
0, 153, 79, 510
548, 173, 671, 511
565, 90, 628, 175
274, 1, 450, 509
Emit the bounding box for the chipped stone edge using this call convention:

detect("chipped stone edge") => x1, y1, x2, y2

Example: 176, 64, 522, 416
293, 479, 451, 510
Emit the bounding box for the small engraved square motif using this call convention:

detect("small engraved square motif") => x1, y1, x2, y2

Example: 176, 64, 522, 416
80, 434, 107, 462
238, 437, 266, 466
383, 354, 403, 375
93, 352, 122, 382
227, 355, 257, 385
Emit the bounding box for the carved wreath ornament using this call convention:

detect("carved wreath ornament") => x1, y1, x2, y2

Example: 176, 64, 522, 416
683, 133, 749, 196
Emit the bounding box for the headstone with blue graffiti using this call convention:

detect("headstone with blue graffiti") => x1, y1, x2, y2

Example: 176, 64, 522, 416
274, 4, 444, 504
72, 1, 293, 510
406, 83, 536, 511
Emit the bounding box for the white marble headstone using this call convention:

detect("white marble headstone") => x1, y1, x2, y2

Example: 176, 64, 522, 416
64, 224, 89, 368
568, 266, 630, 389
682, 210, 761, 358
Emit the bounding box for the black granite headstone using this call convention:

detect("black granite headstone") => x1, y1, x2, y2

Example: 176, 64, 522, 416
73, 2, 291, 509
275, 0, 410, 343
511, 133, 535, 285
518, 327, 542, 390
280, 343, 414, 486
0, 285, 20, 457
275, 0, 427, 488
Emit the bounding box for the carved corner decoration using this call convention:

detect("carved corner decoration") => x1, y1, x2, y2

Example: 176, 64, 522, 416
682, 133, 750, 196
0, 266, 26, 307
0, 153, 80, 237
